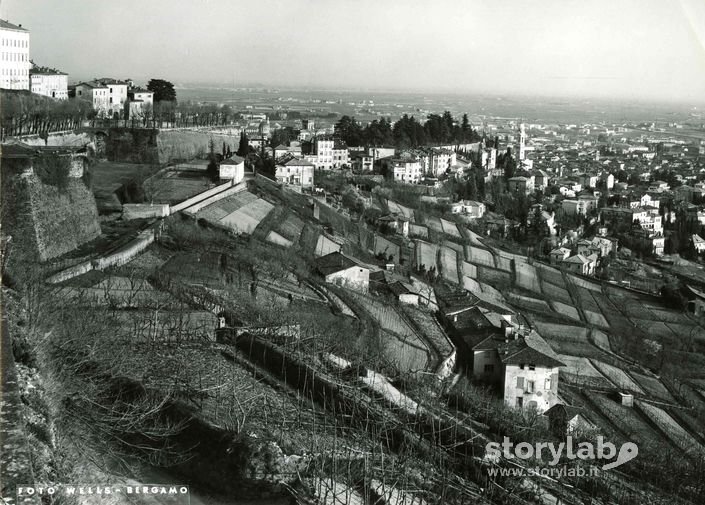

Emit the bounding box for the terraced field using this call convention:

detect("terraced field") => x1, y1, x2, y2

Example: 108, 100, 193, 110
415, 240, 439, 271
591, 361, 644, 394
440, 218, 462, 239
439, 246, 459, 283
584, 391, 665, 451
195, 190, 275, 234
637, 401, 705, 456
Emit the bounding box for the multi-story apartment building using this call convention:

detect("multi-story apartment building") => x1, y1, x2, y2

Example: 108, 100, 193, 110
0, 20, 30, 90
391, 158, 422, 184
95, 78, 129, 117
275, 158, 315, 190
75, 81, 110, 116
30, 67, 68, 99
314, 136, 349, 170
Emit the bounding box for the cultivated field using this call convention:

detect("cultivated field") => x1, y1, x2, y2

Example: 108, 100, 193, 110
386, 199, 415, 220
439, 246, 459, 283
440, 218, 462, 239
415, 240, 439, 271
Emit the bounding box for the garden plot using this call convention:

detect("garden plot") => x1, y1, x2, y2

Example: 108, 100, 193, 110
315, 234, 342, 257
347, 293, 420, 342
463, 276, 482, 294
415, 240, 439, 271
584, 310, 609, 328
632, 319, 678, 342
505, 292, 552, 313
631, 373, 676, 403
572, 287, 601, 312
647, 308, 689, 324
590, 360, 644, 394
566, 274, 602, 292
585, 391, 665, 450
439, 246, 459, 283
400, 306, 454, 359
220, 198, 275, 234
442, 240, 464, 253
420, 214, 444, 234
276, 212, 305, 242
265, 231, 293, 248
590, 329, 612, 352
386, 199, 415, 220
550, 301, 581, 322
535, 263, 564, 286
465, 228, 486, 246
534, 321, 588, 341
515, 262, 541, 294
381, 330, 429, 373
374, 234, 402, 262
558, 355, 613, 388
637, 401, 705, 456
440, 218, 462, 239
194, 190, 275, 235
666, 322, 705, 344
465, 246, 495, 268
477, 266, 512, 287
408, 224, 428, 239
540, 281, 573, 305
495, 255, 512, 272
462, 261, 478, 279
475, 283, 513, 312
196, 190, 259, 222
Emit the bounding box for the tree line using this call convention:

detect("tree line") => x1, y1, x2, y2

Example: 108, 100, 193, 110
334, 111, 482, 149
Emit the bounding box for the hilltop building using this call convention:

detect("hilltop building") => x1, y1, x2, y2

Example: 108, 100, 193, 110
30, 66, 68, 99
275, 158, 314, 190
0, 19, 30, 90
75, 81, 110, 116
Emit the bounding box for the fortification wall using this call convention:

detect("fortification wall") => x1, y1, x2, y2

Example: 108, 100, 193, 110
2, 174, 101, 266
181, 182, 246, 214
27, 178, 101, 262
19, 131, 92, 147
156, 130, 238, 164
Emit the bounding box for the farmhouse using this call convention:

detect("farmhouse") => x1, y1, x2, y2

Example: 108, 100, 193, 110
472, 325, 564, 413
315, 251, 370, 293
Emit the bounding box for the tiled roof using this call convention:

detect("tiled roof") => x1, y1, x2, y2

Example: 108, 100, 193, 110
0, 19, 28, 31
221, 156, 244, 165
315, 252, 363, 276
473, 330, 565, 368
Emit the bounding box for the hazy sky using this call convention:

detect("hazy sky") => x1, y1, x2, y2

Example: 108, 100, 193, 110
2, 0, 705, 102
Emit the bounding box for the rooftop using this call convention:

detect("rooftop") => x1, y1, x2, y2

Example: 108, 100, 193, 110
0, 19, 28, 32
473, 330, 565, 368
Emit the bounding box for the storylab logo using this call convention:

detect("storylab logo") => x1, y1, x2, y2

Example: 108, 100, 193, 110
486, 436, 638, 470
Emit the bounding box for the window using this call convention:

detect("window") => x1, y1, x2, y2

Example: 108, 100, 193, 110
529, 364, 536, 371
519, 363, 525, 370
526, 380, 535, 393
545, 377, 552, 390
516, 377, 524, 389
516, 397, 523, 408
484, 364, 494, 373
